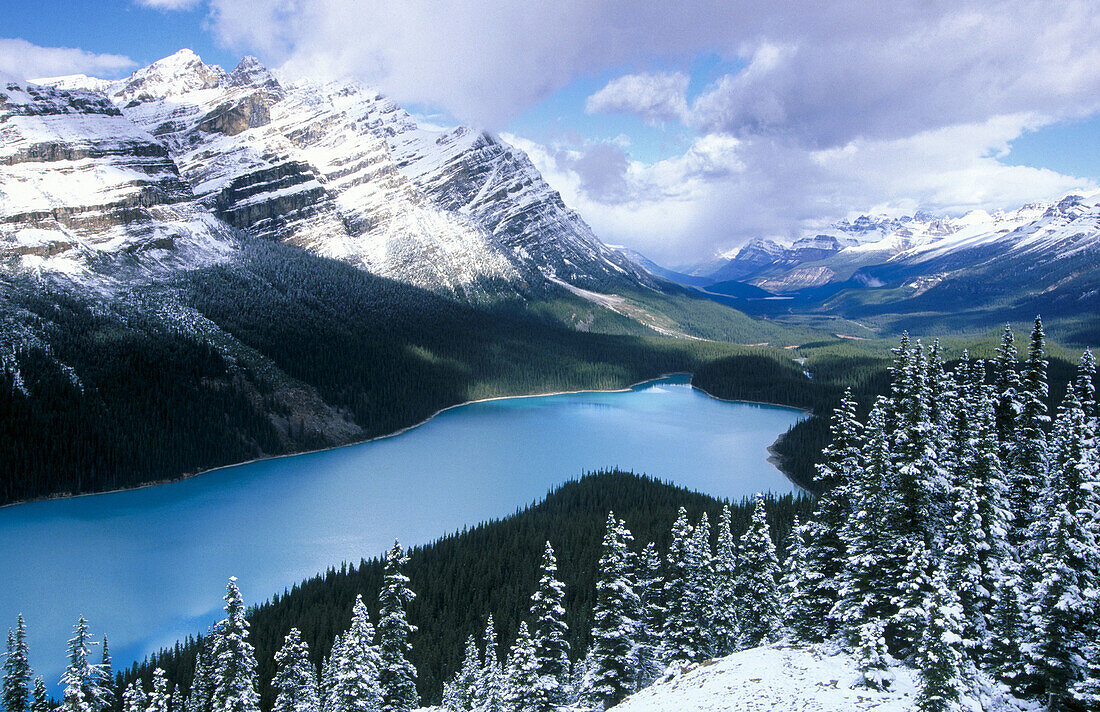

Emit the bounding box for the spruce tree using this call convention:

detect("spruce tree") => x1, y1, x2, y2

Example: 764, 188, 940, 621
711, 506, 739, 655
503, 624, 538, 712
61, 617, 107, 712
661, 508, 695, 662
210, 579, 259, 712
801, 389, 861, 641
738, 495, 782, 647
944, 451, 987, 659
633, 543, 664, 691
3, 615, 31, 712
1025, 388, 1098, 710
272, 629, 319, 712
473, 616, 504, 712
529, 541, 568, 711
171, 686, 184, 712
853, 619, 893, 691
186, 631, 217, 712
588, 513, 640, 708
123, 683, 147, 712
992, 325, 1021, 451
100, 638, 114, 712
778, 516, 812, 641
378, 541, 417, 712
30, 679, 47, 712
147, 670, 170, 712
332, 596, 381, 712
1012, 316, 1050, 551
915, 569, 970, 712
1076, 350, 1096, 423
686, 512, 715, 660
442, 635, 479, 712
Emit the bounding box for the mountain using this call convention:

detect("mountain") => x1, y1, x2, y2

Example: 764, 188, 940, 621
611, 644, 1032, 712
25, 50, 654, 301
652, 191, 1100, 337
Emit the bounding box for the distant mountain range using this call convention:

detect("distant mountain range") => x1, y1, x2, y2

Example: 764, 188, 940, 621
629, 191, 1100, 336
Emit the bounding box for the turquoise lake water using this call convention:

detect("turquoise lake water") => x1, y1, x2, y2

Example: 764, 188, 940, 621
0, 376, 804, 689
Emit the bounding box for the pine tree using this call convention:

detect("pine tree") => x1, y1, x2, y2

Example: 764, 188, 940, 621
833, 399, 898, 644
3, 615, 31, 712
711, 506, 739, 655
442, 636, 478, 712
30, 678, 48, 712
915, 569, 970, 712
61, 617, 107, 712
473, 616, 504, 712
503, 624, 538, 712
319, 636, 340, 712
992, 325, 1021, 451
186, 631, 217, 712
123, 683, 148, 712
100, 638, 114, 712
686, 512, 714, 660
272, 629, 319, 712
1076, 350, 1096, 423
661, 508, 695, 662
1012, 316, 1050, 551
778, 516, 812, 641
801, 389, 861, 641
378, 541, 417, 712
588, 513, 640, 708
210, 579, 259, 712
529, 541, 568, 711
738, 495, 782, 647
633, 543, 664, 691
943, 449, 987, 659
1025, 388, 1098, 710
171, 686, 184, 712
853, 619, 893, 691
147, 669, 170, 712
331, 596, 381, 712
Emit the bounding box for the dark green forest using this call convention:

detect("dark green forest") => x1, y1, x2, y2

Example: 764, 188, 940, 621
114, 471, 812, 707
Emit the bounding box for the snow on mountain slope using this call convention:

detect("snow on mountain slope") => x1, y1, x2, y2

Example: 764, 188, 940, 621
39, 50, 652, 300
612, 645, 1034, 712
0, 75, 236, 284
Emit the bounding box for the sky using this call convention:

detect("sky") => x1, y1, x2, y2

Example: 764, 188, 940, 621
1, 0, 1099, 264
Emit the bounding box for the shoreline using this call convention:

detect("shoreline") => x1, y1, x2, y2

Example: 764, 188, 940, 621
2, 372, 813, 510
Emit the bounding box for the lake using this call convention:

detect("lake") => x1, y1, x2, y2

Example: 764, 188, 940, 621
0, 376, 804, 690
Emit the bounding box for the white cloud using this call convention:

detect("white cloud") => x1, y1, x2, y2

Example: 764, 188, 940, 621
135, 0, 204, 9
585, 72, 689, 125
0, 38, 136, 81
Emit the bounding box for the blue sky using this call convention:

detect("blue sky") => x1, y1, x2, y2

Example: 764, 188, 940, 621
1, 0, 1098, 261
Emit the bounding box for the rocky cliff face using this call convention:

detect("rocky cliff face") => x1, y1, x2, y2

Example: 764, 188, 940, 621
0, 74, 235, 284
19, 50, 653, 300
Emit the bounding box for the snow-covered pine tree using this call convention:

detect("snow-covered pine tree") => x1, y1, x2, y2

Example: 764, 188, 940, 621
319, 636, 340, 712
378, 541, 417, 712
711, 506, 739, 655
992, 325, 1022, 453
687, 511, 715, 660
661, 507, 695, 662
915, 568, 970, 712
633, 543, 664, 691
3, 615, 31, 712
833, 399, 898, 645
122, 682, 147, 712
332, 596, 382, 712
100, 638, 114, 712
147, 669, 170, 712
272, 629, 319, 712
943, 422, 988, 660
1012, 316, 1050, 552
503, 623, 538, 712
210, 579, 260, 712
778, 516, 812, 641
171, 686, 184, 712
801, 388, 862, 641
30, 678, 48, 712
441, 635, 478, 712
186, 630, 217, 712
473, 615, 504, 712
1025, 387, 1098, 710
529, 541, 568, 711
853, 619, 893, 691
61, 617, 107, 712
738, 494, 782, 647
588, 513, 640, 708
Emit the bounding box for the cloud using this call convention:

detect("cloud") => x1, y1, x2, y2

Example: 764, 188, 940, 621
0, 38, 136, 81
586, 72, 689, 125
135, 0, 204, 9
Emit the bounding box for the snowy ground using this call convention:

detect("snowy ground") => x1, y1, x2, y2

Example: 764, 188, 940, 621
611, 644, 1036, 712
